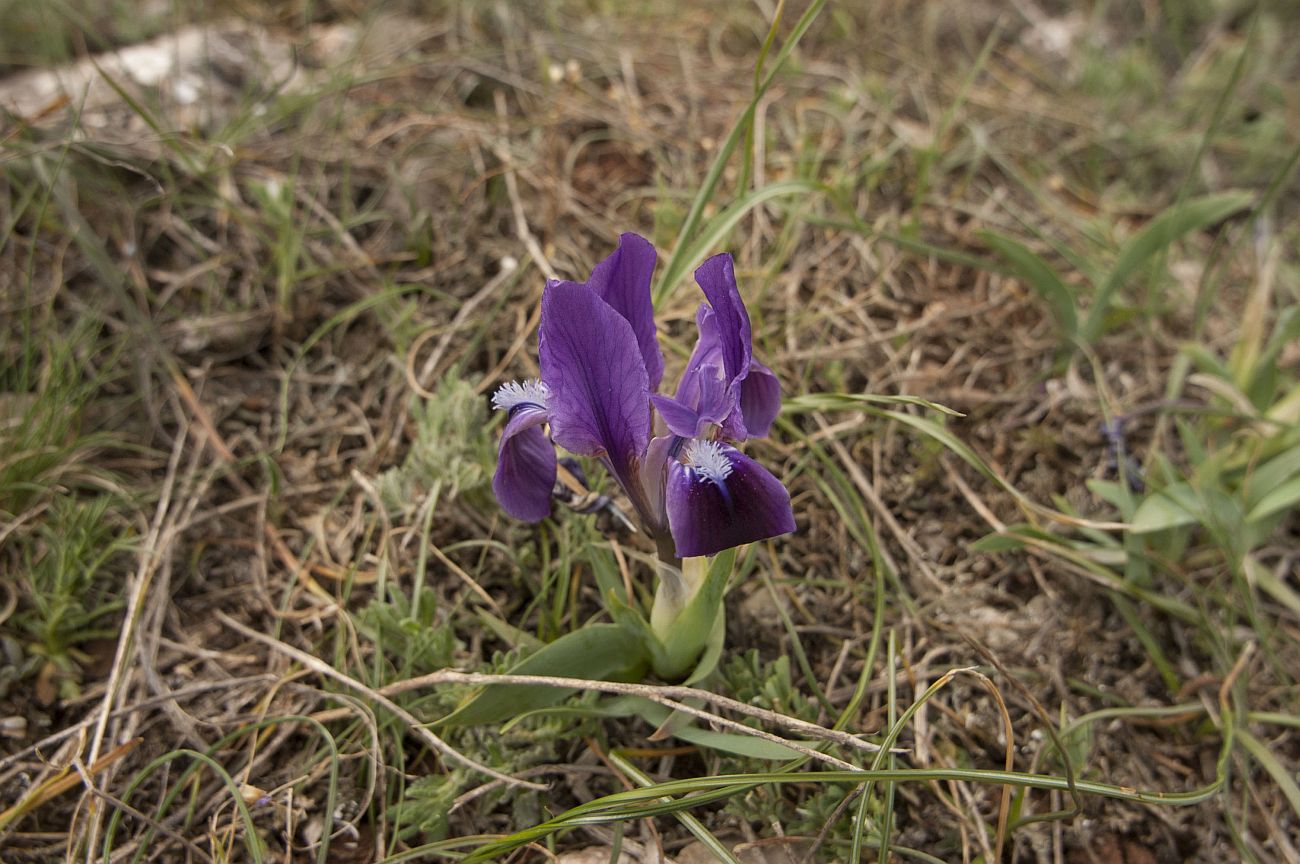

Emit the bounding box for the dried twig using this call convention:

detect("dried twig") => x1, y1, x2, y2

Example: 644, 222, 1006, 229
215, 611, 547, 791
385, 669, 903, 762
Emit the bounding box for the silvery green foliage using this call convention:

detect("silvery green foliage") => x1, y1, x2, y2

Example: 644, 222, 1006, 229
355, 586, 458, 675
378, 379, 490, 517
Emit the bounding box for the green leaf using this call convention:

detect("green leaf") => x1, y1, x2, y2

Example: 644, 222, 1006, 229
1083, 191, 1253, 343
1245, 446, 1300, 511
1247, 555, 1300, 621
970, 531, 1028, 553
1086, 478, 1134, 516
440, 624, 648, 726
1180, 341, 1233, 381
1260, 307, 1300, 373
981, 231, 1077, 340
519, 696, 807, 760
1243, 307, 1300, 407
1247, 475, 1300, 524
1130, 484, 1201, 534
604, 590, 675, 675
1238, 728, 1300, 818
682, 603, 727, 686
631, 698, 803, 760
586, 543, 630, 606
473, 610, 543, 652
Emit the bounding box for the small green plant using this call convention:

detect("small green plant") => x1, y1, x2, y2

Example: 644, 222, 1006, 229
12, 495, 132, 698
356, 586, 459, 676
0, 316, 121, 517
1124, 248, 1300, 606
392, 771, 465, 842
376, 379, 490, 520
1, 299, 132, 700
974, 234, 1300, 850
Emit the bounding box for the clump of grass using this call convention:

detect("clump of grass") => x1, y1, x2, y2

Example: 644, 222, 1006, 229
12, 495, 132, 700
1, 286, 134, 705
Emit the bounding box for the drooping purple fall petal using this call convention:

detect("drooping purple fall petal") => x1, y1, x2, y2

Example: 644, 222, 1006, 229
490, 391, 556, 522
539, 281, 651, 493
665, 440, 795, 558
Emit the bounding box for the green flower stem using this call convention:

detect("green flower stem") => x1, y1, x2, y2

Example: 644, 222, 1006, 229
647, 550, 736, 680
651, 556, 707, 637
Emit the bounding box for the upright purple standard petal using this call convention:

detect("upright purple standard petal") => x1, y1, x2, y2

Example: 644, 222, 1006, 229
681, 262, 782, 442
665, 440, 795, 558
553, 233, 664, 392
490, 383, 556, 521
692, 254, 752, 384
540, 281, 651, 494
674, 306, 721, 411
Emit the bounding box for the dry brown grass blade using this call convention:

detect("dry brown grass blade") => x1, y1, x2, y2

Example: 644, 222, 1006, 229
967, 670, 1015, 864
0, 737, 141, 833
75, 414, 194, 860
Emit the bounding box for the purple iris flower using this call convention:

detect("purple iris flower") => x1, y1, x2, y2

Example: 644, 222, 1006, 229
490, 233, 795, 559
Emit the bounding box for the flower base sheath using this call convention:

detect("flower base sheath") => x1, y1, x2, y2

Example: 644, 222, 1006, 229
491, 233, 794, 559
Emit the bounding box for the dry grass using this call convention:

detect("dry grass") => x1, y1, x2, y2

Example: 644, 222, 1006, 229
1, 2, 1298, 862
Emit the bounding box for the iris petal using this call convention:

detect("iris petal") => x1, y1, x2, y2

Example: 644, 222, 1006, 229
692, 253, 752, 385
673, 306, 720, 410
665, 442, 795, 558
551, 232, 664, 392
539, 281, 652, 493
739, 358, 781, 439
653, 366, 730, 438
492, 404, 556, 522
638, 434, 675, 537
650, 394, 705, 439
679, 261, 780, 442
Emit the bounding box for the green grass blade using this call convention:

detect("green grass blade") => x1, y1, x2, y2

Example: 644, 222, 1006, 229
458, 759, 1232, 860
653, 0, 828, 307
1246, 475, 1300, 524
1083, 191, 1253, 343
782, 392, 963, 416
981, 230, 1077, 341
654, 179, 824, 307
1237, 728, 1300, 818
609, 751, 745, 864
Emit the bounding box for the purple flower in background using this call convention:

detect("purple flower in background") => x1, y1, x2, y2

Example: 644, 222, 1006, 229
491, 233, 794, 559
